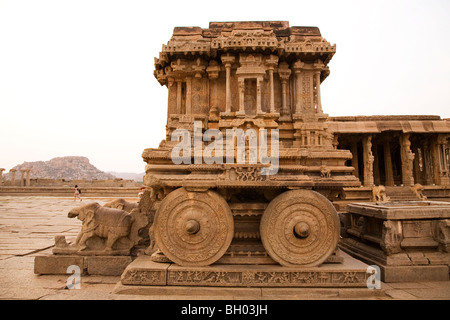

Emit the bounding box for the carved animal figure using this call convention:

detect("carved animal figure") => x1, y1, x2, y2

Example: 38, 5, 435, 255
372, 185, 390, 202
103, 198, 138, 213
68, 202, 134, 251
411, 183, 427, 200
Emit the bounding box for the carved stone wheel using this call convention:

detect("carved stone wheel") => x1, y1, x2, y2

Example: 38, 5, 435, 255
260, 189, 340, 267
154, 187, 234, 267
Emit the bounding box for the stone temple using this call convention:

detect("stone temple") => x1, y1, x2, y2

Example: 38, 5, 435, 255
34, 21, 450, 292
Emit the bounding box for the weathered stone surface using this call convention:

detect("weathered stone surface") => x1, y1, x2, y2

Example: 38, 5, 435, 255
34, 255, 85, 275
86, 256, 132, 276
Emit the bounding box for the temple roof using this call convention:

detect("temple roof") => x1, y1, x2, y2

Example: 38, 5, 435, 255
154, 21, 336, 84
328, 116, 450, 134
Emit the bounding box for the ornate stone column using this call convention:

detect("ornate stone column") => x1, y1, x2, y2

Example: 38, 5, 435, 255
206, 61, 221, 120
362, 135, 374, 186
256, 77, 263, 115
25, 169, 31, 186
185, 76, 192, 115
9, 169, 16, 186
400, 133, 415, 186
278, 62, 291, 120
0, 168, 5, 186
383, 139, 395, 186
221, 54, 235, 114
265, 55, 278, 114
350, 140, 359, 179
176, 79, 183, 114
20, 170, 25, 187
237, 78, 245, 115
293, 60, 304, 115
314, 71, 323, 113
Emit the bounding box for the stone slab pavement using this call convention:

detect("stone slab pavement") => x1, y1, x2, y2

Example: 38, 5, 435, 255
0, 196, 449, 301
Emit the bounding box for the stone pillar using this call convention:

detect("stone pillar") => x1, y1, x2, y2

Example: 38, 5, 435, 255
221, 54, 235, 114
185, 77, 192, 115
314, 71, 323, 113
350, 140, 359, 179
278, 62, 291, 120
176, 80, 182, 114
25, 169, 31, 186
373, 143, 381, 186
256, 78, 263, 115
206, 61, 221, 119
362, 135, 374, 186
268, 69, 275, 113
9, 169, 16, 186
0, 168, 5, 186
265, 55, 278, 114
436, 134, 450, 185
237, 78, 245, 115
293, 60, 304, 115
400, 133, 415, 186
20, 170, 25, 187
383, 139, 395, 186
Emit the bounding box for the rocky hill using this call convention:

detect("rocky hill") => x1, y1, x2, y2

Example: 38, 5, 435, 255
4, 156, 117, 181
107, 171, 144, 182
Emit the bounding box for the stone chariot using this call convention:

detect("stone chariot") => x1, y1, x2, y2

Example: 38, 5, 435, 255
142, 21, 360, 268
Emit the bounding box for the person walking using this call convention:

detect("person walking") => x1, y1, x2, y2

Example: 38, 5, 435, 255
74, 185, 82, 201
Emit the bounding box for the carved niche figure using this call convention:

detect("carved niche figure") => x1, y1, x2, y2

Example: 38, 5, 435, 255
372, 185, 390, 202
380, 220, 403, 255
320, 165, 331, 178
434, 219, 450, 252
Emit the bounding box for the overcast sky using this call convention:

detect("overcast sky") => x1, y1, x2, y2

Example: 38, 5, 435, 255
1, 0, 449, 174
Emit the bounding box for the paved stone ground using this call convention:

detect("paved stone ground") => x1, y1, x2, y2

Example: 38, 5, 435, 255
0, 196, 449, 300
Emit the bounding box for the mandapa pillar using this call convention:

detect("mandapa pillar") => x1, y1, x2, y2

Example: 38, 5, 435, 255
362, 135, 374, 187
383, 139, 395, 186
400, 133, 415, 186
9, 169, 16, 186
0, 168, 5, 186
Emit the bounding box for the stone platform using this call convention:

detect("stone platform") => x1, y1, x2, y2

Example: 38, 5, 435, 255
113, 251, 372, 297
341, 201, 450, 282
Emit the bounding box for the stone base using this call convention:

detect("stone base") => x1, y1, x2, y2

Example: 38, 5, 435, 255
340, 239, 450, 282
117, 251, 370, 291
34, 255, 132, 276
112, 283, 386, 299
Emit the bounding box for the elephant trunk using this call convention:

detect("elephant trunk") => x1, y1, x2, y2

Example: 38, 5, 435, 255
68, 208, 80, 218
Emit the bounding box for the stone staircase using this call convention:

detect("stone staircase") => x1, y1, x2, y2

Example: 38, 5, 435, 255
384, 186, 420, 201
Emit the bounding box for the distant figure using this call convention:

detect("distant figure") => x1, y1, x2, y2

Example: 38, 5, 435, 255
138, 186, 146, 203
74, 185, 82, 202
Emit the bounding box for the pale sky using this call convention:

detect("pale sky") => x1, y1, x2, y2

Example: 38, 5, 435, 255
1, 0, 449, 174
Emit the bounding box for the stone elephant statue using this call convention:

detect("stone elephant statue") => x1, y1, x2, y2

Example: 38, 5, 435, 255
103, 198, 139, 213
372, 185, 390, 202
411, 183, 427, 200
68, 202, 134, 252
